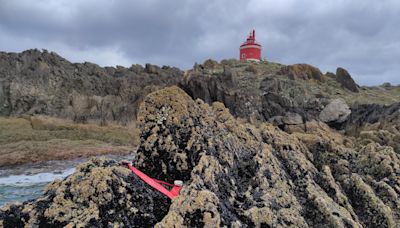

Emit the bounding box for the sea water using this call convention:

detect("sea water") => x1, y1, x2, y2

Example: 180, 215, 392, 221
0, 168, 75, 206
0, 154, 134, 206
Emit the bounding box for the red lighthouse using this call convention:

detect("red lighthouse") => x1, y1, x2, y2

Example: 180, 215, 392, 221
240, 30, 262, 61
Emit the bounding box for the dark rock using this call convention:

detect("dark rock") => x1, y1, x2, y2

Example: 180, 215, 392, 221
261, 92, 293, 118
341, 102, 400, 153
335, 67, 359, 92
145, 63, 162, 74
180, 67, 263, 121
0, 50, 183, 124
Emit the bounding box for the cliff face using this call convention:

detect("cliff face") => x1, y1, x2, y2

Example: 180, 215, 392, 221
2, 87, 399, 227
1, 50, 398, 128
0, 49, 183, 124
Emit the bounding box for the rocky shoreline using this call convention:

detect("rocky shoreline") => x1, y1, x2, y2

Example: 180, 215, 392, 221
1, 87, 399, 227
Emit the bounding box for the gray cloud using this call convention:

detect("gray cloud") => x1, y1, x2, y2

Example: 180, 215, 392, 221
0, 0, 399, 85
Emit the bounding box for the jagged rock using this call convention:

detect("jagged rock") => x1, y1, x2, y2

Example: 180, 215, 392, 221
145, 63, 162, 74
335, 67, 359, 93
319, 98, 351, 124
1, 86, 400, 227
0, 49, 183, 124
180, 65, 263, 121
342, 102, 400, 153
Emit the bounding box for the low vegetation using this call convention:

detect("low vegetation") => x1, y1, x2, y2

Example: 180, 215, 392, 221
0, 116, 139, 167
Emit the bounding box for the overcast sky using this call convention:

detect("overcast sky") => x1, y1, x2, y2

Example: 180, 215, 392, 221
0, 0, 399, 85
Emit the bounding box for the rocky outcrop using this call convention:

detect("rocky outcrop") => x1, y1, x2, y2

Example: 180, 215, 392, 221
0, 49, 183, 124
342, 102, 400, 153
277, 64, 325, 82
180, 63, 265, 121
181, 61, 330, 124
2, 87, 399, 227
335, 67, 359, 93
0, 158, 171, 227
181, 60, 381, 126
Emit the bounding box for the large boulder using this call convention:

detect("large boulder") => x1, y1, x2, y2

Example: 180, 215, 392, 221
319, 98, 351, 124
335, 67, 359, 92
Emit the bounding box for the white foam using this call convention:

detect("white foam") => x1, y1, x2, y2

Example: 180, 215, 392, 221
0, 168, 75, 186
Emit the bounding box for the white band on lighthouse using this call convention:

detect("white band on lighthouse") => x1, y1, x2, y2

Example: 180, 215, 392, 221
240, 45, 261, 50
244, 58, 260, 62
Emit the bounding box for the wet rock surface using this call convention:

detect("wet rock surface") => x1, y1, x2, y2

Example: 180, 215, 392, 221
2, 86, 399, 227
